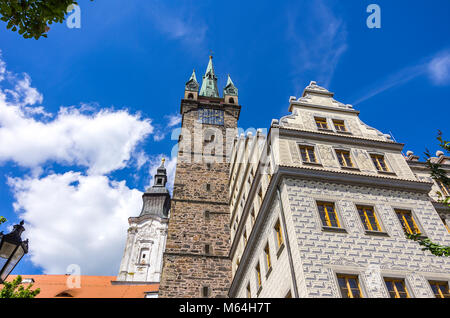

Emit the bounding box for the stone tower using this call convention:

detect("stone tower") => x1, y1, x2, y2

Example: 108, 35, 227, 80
158, 56, 241, 298
117, 159, 170, 283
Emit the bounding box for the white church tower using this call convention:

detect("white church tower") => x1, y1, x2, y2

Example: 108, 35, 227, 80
117, 159, 170, 283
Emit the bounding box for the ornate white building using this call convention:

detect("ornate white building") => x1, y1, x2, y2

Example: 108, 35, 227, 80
117, 159, 170, 284
228, 81, 450, 298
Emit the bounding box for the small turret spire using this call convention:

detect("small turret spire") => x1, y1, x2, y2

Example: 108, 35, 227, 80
224, 74, 238, 96
185, 69, 199, 92
199, 55, 220, 98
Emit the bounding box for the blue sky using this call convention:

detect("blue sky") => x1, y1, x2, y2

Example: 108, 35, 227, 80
0, 0, 449, 276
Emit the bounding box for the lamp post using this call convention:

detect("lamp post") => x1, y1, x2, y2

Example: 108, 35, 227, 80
0, 221, 29, 283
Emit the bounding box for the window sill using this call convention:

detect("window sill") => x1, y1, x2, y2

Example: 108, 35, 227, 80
276, 243, 285, 259
266, 267, 273, 279
303, 162, 323, 167
377, 170, 397, 176
335, 130, 353, 135
317, 128, 334, 133
322, 226, 347, 234
340, 166, 360, 172
365, 230, 389, 237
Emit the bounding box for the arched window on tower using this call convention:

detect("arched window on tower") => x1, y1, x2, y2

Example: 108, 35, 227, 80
229, 97, 235, 104
188, 93, 194, 99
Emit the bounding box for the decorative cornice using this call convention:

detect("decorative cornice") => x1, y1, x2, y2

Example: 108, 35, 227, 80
275, 126, 404, 152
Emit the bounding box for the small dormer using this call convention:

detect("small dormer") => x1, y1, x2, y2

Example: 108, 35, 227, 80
224, 75, 238, 105
185, 69, 199, 100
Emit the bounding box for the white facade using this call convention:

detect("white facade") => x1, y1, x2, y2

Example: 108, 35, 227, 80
117, 160, 170, 284
228, 81, 450, 298
117, 215, 168, 283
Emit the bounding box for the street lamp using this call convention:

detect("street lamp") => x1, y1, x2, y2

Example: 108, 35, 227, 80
0, 221, 29, 283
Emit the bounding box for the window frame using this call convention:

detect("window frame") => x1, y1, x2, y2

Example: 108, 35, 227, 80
394, 208, 423, 235
314, 116, 330, 130
332, 119, 349, 133
368, 152, 395, 174
428, 280, 450, 298
316, 201, 343, 229
336, 273, 364, 298
334, 148, 357, 169
356, 204, 383, 233
298, 143, 321, 166
437, 180, 450, 197
264, 242, 272, 277
383, 277, 411, 298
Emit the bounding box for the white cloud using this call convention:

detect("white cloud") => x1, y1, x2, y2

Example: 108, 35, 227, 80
143, 2, 207, 49
167, 114, 182, 128
428, 52, 450, 85
8, 172, 143, 275
286, 0, 348, 90
351, 50, 450, 105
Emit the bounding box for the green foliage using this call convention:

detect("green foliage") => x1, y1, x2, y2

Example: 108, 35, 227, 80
0, 275, 40, 298
425, 130, 450, 209
407, 131, 450, 257
0, 0, 91, 39
0, 216, 6, 225
406, 233, 450, 257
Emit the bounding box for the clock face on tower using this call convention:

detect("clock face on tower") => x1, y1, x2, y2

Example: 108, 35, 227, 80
198, 108, 224, 126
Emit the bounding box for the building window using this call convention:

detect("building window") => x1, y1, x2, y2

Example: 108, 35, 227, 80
250, 208, 256, 226
335, 150, 354, 168
437, 180, 450, 197
333, 119, 347, 132
264, 243, 272, 272
384, 278, 410, 298
229, 97, 235, 104
188, 93, 194, 99
317, 201, 341, 228
315, 117, 329, 130
429, 281, 450, 298
299, 145, 317, 163
256, 263, 262, 289
395, 209, 421, 235
371, 154, 389, 172
337, 274, 363, 298
204, 244, 210, 255
274, 220, 284, 249
357, 205, 382, 232
204, 210, 210, 220
202, 286, 210, 297
246, 283, 251, 298
206, 183, 211, 191
441, 216, 449, 233
139, 248, 149, 264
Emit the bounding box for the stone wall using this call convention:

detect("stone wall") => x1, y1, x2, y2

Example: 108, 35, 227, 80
159, 98, 239, 298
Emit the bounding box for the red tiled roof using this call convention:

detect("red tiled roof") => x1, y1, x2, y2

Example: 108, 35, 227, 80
6, 275, 159, 298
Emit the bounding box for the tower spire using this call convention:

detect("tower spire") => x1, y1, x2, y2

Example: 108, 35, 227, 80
199, 55, 220, 98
